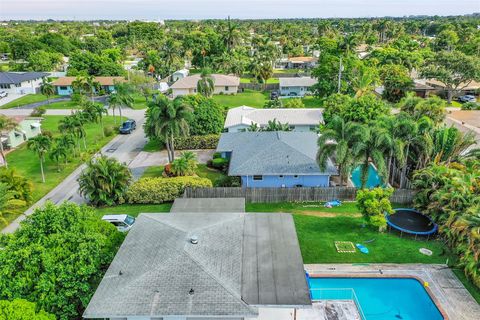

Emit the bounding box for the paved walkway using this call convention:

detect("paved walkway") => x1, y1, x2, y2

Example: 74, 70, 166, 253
128, 149, 215, 179
305, 264, 480, 320
1, 109, 147, 234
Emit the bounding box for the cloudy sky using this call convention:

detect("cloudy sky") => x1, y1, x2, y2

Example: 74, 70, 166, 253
1, 0, 479, 20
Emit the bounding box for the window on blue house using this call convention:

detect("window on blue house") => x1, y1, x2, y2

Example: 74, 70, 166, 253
253, 175, 263, 181
279, 175, 284, 178
60, 86, 67, 90
294, 175, 299, 178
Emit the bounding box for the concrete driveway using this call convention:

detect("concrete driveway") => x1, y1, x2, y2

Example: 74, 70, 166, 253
0, 93, 25, 107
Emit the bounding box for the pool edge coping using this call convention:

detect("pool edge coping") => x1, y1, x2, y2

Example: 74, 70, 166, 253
307, 273, 449, 320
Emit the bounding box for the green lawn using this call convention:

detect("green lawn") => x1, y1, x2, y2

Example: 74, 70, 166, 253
1, 94, 62, 109
213, 90, 269, 108
132, 93, 148, 110
246, 202, 450, 264
240, 78, 279, 84
43, 100, 79, 109
93, 203, 172, 218
141, 164, 225, 184
302, 96, 323, 108
3, 115, 121, 227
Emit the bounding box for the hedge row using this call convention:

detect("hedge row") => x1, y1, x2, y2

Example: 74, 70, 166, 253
126, 176, 213, 204
174, 134, 220, 150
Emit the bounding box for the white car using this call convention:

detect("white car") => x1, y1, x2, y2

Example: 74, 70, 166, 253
101, 214, 135, 232
0, 91, 8, 98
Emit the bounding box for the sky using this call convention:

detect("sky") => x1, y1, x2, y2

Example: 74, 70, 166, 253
0, 0, 479, 20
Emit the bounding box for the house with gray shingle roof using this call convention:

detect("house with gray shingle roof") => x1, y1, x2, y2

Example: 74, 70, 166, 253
279, 77, 317, 97
0, 72, 49, 94
216, 131, 337, 188
83, 211, 311, 320
224, 106, 323, 132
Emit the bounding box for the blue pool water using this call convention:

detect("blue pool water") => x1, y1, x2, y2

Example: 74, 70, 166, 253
351, 164, 383, 188
309, 277, 443, 320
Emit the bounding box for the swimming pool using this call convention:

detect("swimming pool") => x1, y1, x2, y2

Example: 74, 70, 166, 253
351, 164, 384, 188
308, 277, 444, 320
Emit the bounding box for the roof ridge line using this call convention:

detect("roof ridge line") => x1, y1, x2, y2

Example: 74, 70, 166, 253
141, 214, 189, 233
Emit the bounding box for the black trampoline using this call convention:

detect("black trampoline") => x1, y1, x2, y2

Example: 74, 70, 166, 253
386, 208, 438, 238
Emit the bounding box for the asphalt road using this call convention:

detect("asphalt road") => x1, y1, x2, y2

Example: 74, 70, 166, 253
1, 108, 146, 234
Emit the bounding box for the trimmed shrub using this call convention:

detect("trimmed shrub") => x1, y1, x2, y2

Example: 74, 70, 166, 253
211, 157, 229, 169
461, 102, 480, 110
103, 125, 115, 137
214, 175, 241, 187
126, 176, 213, 204
174, 134, 220, 150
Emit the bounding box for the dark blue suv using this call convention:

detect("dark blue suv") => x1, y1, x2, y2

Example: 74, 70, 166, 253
119, 119, 136, 134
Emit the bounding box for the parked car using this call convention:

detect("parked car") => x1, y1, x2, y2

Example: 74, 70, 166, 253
119, 119, 136, 134
0, 91, 8, 98
458, 95, 477, 103
101, 214, 135, 232
270, 91, 279, 100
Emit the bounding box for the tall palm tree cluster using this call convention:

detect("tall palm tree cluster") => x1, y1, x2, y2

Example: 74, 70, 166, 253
317, 112, 476, 189
413, 159, 480, 287
144, 95, 193, 163
28, 101, 107, 183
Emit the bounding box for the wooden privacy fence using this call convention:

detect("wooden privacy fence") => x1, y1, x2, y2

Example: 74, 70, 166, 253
183, 187, 417, 204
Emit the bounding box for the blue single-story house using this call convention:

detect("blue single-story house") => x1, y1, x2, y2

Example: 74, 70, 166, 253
52, 76, 126, 96
216, 131, 337, 188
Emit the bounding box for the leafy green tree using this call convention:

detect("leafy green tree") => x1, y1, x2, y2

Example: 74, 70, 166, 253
197, 69, 215, 97
0, 115, 18, 168
144, 96, 193, 162
398, 94, 446, 124
27, 50, 62, 72
323, 93, 389, 124
67, 50, 125, 76
356, 187, 394, 231
421, 51, 480, 104
380, 64, 414, 102
0, 202, 124, 319
78, 155, 132, 207
0, 299, 55, 320
434, 29, 459, 52
182, 95, 225, 135
283, 98, 305, 108
40, 78, 55, 105
27, 134, 52, 183
317, 116, 364, 186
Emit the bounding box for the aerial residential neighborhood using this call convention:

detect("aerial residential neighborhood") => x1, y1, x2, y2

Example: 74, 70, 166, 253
0, 1, 479, 320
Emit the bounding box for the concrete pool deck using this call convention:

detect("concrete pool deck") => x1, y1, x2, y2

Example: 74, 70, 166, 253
305, 263, 480, 320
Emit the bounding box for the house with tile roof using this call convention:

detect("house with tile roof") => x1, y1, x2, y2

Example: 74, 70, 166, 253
0, 72, 49, 94
52, 76, 126, 96
83, 211, 311, 319
216, 131, 337, 188
279, 77, 317, 97
224, 106, 323, 132
170, 74, 240, 98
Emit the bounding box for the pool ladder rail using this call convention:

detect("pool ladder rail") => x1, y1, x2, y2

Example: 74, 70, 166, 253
309, 287, 366, 320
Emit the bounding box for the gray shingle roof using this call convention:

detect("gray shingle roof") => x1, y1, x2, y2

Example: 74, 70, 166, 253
83, 211, 311, 319
0, 72, 49, 84
216, 132, 337, 176
279, 77, 317, 87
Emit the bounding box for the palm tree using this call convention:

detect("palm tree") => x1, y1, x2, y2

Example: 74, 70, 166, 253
144, 96, 192, 162
71, 76, 89, 95
56, 134, 76, 161
92, 103, 108, 137
197, 69, 215, 97
0, 167, 32, 204
0, 182, 26, 224
317, 116, 364, 187
107, 92, 120, 124
40, 77, 55, 105
264, 119, 291, 131
78, 155, 132, 207
58, 116, 80, 152
49, 143, 67, 171
0, 115, 18, 168
352, 68, 377, 98
27, 134, 52, 183
85, 75, 101, 102
354, 123, 389, 188
376, 115, 405, 185
110, 82, 134, 121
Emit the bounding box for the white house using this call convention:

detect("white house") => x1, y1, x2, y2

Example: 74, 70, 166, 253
279, 77, 317, 97
0, 116, 42, 152
170, 74, 240, 98
0, 72, 49, 94
172, 68, 189, 82
224, 106, 323, 132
